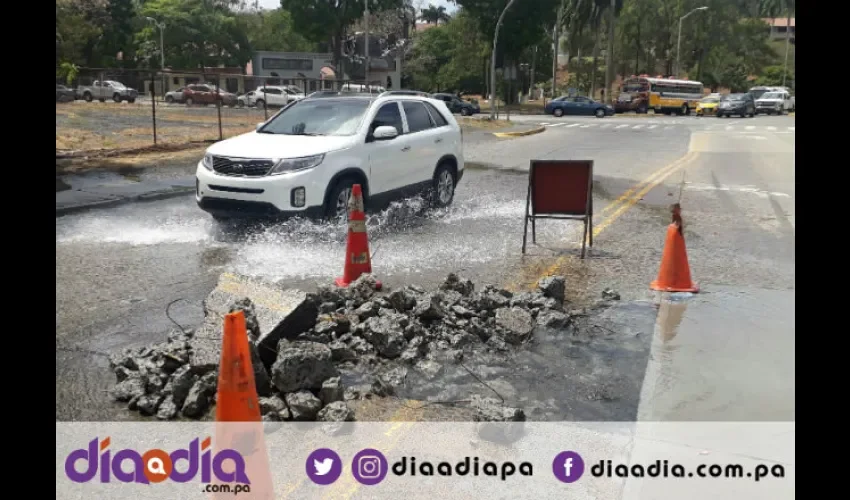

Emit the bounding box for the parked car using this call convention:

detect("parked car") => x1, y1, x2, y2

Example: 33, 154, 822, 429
430, 93, 480, 116
695, 95, 721, 116
164, 87, 186, 104
183, 84, 237, 107
56, 84, 76, 102
755, 90, 794, 115
77, 80, 139, 103
195, 93, 464, 221
237, 90, 256, 107
716, 93, 755, 118
544, 96, 615, 118
251, 86, 293, 109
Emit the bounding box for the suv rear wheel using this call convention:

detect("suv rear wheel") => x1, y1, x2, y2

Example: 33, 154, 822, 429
553, 108, 564, 117
460, 107, 471, 116
431, 164, 456, 208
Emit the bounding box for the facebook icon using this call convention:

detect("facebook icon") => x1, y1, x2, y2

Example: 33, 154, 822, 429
553, 451, 585, 483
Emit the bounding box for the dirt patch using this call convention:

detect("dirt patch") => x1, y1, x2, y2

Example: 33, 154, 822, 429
56, 146, 207, 175
458, 117, 511, 130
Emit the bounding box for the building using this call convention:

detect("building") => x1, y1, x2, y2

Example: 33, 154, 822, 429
763, 18, 795, 43
250, 51, 339, 92
144, 67, 246, 96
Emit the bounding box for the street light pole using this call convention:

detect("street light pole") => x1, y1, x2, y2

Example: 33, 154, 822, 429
364, 0, 370, 89
490, 0, 518, 120
675, 6, 707, 77
146, 17, 166, 94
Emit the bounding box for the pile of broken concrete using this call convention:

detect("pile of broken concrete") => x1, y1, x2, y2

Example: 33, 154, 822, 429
109, 272, 572, 422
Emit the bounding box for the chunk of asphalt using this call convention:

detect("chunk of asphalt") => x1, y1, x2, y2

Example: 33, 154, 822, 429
201, 273, 318, 367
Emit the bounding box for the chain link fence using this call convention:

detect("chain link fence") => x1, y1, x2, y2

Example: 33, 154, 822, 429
56, 67, 374, 154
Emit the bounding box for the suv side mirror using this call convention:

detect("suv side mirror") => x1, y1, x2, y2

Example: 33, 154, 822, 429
372, 126, 398, 141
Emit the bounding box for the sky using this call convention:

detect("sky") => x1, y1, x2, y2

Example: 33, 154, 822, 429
255, 0, 458, 14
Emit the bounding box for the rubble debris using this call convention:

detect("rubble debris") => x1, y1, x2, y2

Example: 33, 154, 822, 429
317, 401, 355, 422
602, 288, 621, 300
537, 276, 566, 303
108, 273, 576, 422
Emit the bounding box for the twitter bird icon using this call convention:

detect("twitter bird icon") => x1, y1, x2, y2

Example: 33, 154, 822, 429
306, 449, 342, 485
314, 458, 334, 476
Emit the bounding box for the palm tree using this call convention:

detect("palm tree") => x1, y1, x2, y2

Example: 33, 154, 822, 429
420, 4, 451, 25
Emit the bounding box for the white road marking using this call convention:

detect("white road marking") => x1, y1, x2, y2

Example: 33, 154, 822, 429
632, 124, 644, 129
725, 125, 734, 131
539, 122, 550, 126
788, 126, 795, 131
647, 125, 657, 129
767, 126, 777, 131
684, 182, 791, 199
746, 125, 755, 130
580, 124, 591, 128
616, 124, 629, 129
664, 126, 673, 129
566, 123, 581, 128
549, 123, 565, 127
600, 124, 612, 128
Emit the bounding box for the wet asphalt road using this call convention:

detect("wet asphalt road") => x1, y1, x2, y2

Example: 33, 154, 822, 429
56, 113, 794, 422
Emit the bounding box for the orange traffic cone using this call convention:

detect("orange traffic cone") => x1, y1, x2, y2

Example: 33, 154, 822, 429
212, 311, 275, 500
335, 184, 381, 289
650, 204, 699, 293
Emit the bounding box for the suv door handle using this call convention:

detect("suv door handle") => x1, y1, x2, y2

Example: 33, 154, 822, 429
401, 145, 411, 152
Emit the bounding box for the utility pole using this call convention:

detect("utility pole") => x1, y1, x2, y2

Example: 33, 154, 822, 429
364, 0, 370, 89
604, 0, 615, 104
529, 46, 537, 98
146, 17, 166, 94
781, 0, 792, 87
490, 0, 518, 120
551, 21, 559, 101
675, 6, 708, 77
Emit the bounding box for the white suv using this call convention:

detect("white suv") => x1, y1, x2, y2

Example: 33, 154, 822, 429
195, 92, 464, 220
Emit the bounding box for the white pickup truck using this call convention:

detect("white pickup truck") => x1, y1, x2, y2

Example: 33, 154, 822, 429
754, 89, 795, 115
77, 80, 139, 103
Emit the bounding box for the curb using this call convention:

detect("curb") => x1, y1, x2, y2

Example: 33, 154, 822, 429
492, 126, 547, 138
56, 187, 195, 217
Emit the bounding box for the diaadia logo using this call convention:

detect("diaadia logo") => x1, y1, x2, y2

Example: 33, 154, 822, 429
64, 436, 250, 485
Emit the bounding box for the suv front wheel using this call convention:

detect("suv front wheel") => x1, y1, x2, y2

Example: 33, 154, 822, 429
325, 178, 356, 221
431, 164, 456, 208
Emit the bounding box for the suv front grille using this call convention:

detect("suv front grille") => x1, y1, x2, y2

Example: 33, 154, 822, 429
211, 156, 274, 177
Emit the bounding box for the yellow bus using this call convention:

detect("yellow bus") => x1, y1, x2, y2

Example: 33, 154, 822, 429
616, 76, 704, 115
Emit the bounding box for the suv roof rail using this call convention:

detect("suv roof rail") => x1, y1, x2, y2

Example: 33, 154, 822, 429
378, 90, 430, 98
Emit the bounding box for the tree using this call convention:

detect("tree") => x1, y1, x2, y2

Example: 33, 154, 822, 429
420, 3, 451, 24
238, 8, 315, 52
56, 0, 111, 67
136, 0, 252, 71
280, 0, 403, 80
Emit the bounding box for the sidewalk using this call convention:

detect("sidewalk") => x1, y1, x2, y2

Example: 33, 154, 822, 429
56, 172, 196, 216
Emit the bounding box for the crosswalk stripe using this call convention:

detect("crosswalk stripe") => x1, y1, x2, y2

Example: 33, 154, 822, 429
580, 124, 591, 128
549, 123, 565, 127
616, 124, 629, 129
788, 126, 795, 131
746, 125, 755, 130
647, 125, 657, 129
566, 123, 580, 128
539, 122, 550, 126
632, 124, 644, 129
725, 126, 734, 131
600, 124, 612, 128
767, 126, 777, 131
664, 126, 673, 129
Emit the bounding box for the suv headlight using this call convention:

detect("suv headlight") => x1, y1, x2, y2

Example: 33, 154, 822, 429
268, 154, 325, 175
202, 154, 214, 170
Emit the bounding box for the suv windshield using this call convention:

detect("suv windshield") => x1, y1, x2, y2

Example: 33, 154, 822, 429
761, 92, 782, 99
258, 99, 370, 136
724, 94, 745, 101
700, 97, 719, 103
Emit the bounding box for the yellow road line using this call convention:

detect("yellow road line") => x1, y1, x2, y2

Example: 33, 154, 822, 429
598, 151, 696, 217
530, 151, 699, 288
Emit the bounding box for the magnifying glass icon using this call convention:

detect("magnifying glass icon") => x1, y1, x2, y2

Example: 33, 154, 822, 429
147, 457, 167, 475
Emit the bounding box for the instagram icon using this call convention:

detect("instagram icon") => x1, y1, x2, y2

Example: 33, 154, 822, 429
351, 449, 388, 485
